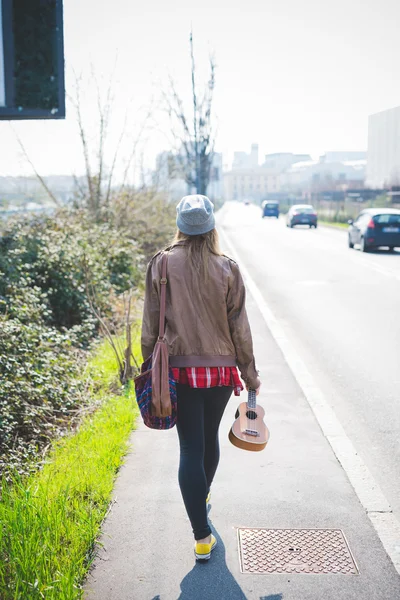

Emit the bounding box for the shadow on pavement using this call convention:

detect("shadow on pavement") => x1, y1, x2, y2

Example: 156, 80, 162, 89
176, 519, 284, 600
177, 524, 247, 600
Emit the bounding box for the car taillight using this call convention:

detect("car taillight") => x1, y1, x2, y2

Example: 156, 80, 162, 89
368, 218, 375, 229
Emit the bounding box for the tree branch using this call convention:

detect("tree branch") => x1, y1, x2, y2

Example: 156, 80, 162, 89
70, 72, 95, 210
10, 125, 62, 207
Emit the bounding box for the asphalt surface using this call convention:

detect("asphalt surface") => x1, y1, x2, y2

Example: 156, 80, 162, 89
220, 203, 400, 524
85, 202, 400, 599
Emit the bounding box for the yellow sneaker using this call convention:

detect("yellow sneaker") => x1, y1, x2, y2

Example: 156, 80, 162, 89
206, 491, 211, 504
194, 534, 217, 561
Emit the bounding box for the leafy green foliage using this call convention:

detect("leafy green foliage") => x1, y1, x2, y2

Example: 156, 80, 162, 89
111, 189, 177, 262
0, 210, 142, 331
0, 314, 82, 476
0, 209, 143, 477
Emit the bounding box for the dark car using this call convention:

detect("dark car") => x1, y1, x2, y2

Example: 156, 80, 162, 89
287, 204, 318, 228
262, 201, 279, 218
348, 208, 400, 252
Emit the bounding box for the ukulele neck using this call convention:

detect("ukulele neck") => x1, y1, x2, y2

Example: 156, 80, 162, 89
247, 390, 257, 409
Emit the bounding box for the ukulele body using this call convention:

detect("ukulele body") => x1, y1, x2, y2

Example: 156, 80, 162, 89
229, 401, 269, 452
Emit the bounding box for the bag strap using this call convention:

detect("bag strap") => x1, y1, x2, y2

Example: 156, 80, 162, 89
158, 251, 169, 340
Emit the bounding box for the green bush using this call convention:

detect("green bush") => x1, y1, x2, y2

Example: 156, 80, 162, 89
0, 196, 176, 477
0, 210, 143, 334
0, 313, 83, 477
0, 209, 144, 477
111, 189, 177, 262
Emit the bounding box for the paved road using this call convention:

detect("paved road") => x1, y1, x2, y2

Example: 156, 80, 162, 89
220, 202, 400, 523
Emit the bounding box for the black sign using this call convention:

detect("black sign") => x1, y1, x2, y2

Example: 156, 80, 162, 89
0, 0, 65, 119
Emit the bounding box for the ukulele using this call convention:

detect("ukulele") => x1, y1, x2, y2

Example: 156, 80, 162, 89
229, 389, 269, 452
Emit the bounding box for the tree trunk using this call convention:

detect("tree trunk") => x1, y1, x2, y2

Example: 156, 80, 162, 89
197, 178, 207, 195
196, 151, 210, 195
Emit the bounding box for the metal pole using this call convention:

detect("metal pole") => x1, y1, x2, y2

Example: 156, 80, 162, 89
0, 0, 6, 107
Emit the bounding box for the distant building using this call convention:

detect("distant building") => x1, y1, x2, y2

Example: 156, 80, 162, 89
366, 106, 400, 188
232, 144, 259, 169
322, 151, 367, 163
0, 175, 82, 207
207, 152, 223, 201
154, 150, 223, 203
282, 154, 366, 194
263, 153, 311, 172
154, 151, 188, 201
224, 168, 279, 202
224, 148, 311, 202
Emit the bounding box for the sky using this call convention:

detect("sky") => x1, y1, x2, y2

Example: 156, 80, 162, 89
1, 0, 400, 177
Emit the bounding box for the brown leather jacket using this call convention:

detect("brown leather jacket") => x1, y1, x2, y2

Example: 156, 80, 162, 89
141, 243, 260, 389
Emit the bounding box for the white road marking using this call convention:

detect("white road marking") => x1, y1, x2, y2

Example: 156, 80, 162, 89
349, 254, 400, 282
219, 225, 400, 575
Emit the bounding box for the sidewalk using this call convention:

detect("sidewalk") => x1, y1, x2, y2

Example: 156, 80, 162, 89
84, 292, 400, 600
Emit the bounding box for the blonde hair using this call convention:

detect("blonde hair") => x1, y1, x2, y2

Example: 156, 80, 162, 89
173, 228, 222, 280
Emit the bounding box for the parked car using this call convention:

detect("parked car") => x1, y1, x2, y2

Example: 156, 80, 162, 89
348, 208, 400, 252
262, 201, 279, 218
287, 204, 318, 228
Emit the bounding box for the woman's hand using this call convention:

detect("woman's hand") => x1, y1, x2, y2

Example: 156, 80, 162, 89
246, 380, 261, 396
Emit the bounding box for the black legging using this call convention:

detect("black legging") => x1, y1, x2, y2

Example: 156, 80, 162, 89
176, 384, 233, 540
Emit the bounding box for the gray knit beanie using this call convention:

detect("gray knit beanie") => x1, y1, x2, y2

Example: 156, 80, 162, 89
176, 195, 215, 236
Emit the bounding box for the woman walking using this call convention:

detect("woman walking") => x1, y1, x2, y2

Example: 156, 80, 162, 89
141, 195, 260, 560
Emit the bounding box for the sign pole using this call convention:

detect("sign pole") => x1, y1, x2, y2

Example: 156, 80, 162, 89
0, 0, 6, 107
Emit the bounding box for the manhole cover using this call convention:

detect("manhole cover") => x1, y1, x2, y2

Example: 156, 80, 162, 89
237, 528, 358, 574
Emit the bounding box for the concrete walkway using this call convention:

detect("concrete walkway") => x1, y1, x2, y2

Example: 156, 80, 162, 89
84, 291, 400, 600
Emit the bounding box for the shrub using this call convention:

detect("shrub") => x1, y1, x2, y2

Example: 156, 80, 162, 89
0, 208, 144, 476
111, 189, 177, 262
0, 210, 143, 336
0, 313, 84, 477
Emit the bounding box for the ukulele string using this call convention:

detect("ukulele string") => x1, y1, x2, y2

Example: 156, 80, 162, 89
250, 389, 253, 435
246, 392, 248, 434
248, 389, 252, 437
253, 389, 259, 439
247, 390, 251, 435
254, 390, 258, 438
255, 389, 259, 438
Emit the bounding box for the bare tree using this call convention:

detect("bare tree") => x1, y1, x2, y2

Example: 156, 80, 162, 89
70, 69, 156, 221
70, 70, 123, 220
9, 124, 62, 207
164, 32, 216, 196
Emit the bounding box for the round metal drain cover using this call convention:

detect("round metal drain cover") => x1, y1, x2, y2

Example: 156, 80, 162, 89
237, 528, 358, 574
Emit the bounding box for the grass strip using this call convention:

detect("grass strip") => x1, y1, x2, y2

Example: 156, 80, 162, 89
319, 220, 349, 230
0, 337, 140, 600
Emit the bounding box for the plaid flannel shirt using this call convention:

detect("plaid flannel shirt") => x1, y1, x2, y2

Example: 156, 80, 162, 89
171, 366, 243, 396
